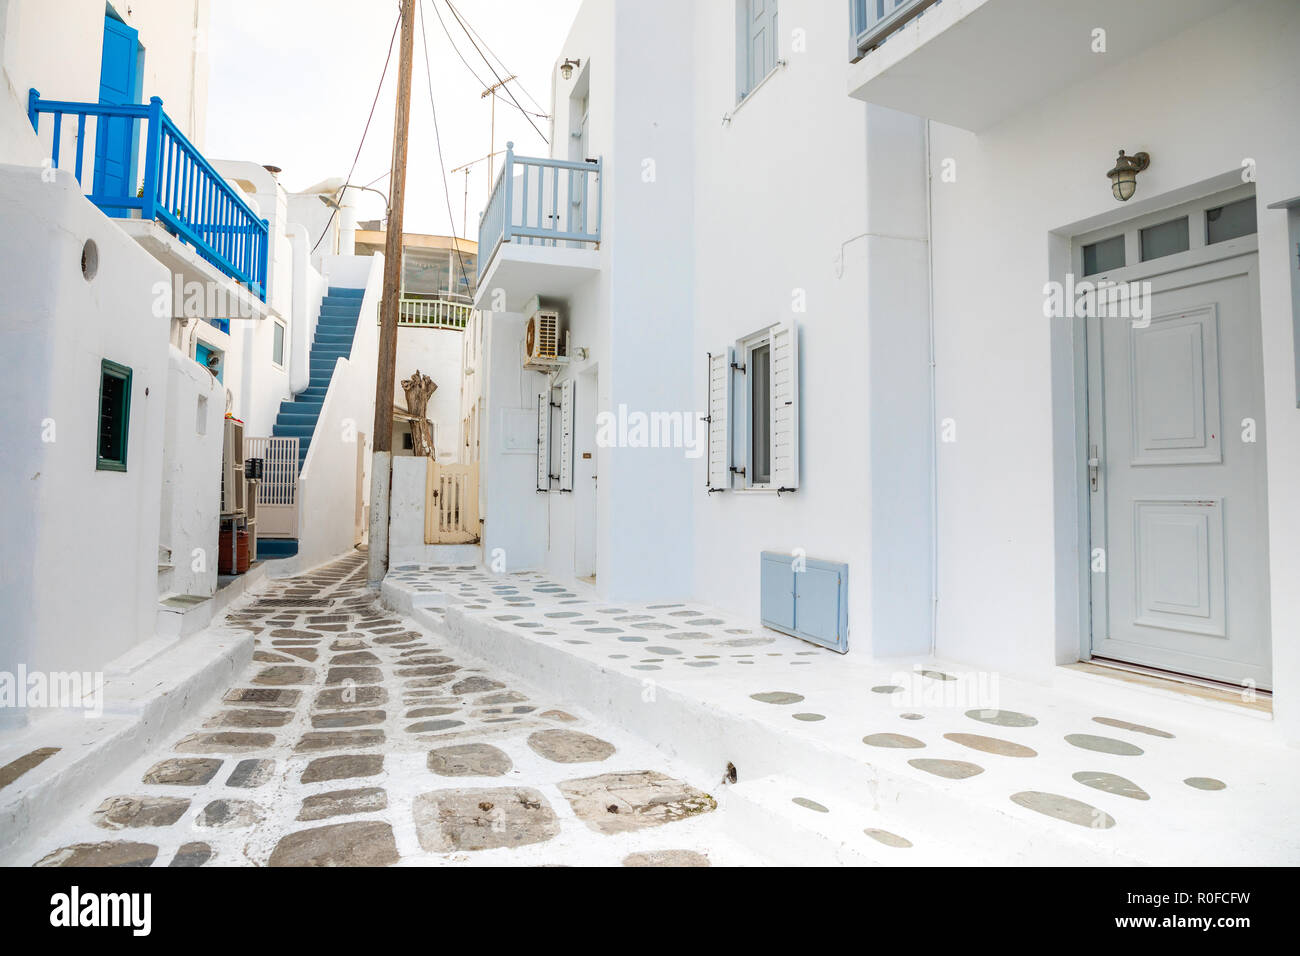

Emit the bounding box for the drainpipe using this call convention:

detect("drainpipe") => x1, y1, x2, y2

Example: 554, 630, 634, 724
924, 120, 939, 656
287, 223, 311, 395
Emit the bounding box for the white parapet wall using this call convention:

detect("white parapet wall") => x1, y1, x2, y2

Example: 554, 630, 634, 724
157, 346, 226, 600
387, 456, 481, 567
293, 254, 383, 571
0, 165, 172, 706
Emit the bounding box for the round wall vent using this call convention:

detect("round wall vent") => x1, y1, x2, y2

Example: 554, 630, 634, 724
81, 239, 98, 281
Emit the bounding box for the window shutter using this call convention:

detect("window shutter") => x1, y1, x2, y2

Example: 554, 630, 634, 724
707, 348, 733, 491
746, 0, 777, 93
536, 391, 551, 492
769, 321, 799, 490
558, 378, 574, 492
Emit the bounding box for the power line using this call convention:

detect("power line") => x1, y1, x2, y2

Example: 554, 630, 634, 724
442, 0, 549, 144
312, 10, 401, 254
443, 0, 547, 115
427, 0, 547, 123
417, 0, 472, 300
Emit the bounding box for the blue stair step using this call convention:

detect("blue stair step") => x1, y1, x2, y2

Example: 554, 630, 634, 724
271, 287, 365, 476
256, 538, 299, 560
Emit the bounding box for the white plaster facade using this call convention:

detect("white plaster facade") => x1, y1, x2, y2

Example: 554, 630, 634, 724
0, 0, 378, 728
845, 0, 1300, 742
471, 0, 1300, 746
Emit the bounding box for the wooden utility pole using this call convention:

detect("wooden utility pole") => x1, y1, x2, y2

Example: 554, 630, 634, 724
368, 0, 417, 586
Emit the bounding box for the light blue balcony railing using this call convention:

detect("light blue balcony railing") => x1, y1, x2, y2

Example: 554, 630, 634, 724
849, 0, 942, 62
27, 90, 270, 300
477, 141, 602, 280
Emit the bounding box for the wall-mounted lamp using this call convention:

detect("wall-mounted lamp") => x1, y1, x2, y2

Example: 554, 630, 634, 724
560, 58, 581, 80
1107, 149, 1150, 202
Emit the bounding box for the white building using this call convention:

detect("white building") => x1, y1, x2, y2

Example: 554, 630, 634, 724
468, 0, 1300, 744
352, 228, 475, 466
0, 0, 379, 725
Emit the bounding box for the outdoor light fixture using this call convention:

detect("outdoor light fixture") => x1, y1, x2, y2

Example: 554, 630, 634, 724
1107, 149, 1150, 202
318, 183, 390, 217
560, 58, 581, 80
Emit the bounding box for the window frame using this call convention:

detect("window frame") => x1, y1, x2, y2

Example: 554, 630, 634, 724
737, 324, 778, 491
96, 358, 133, 472
271, 317, 287, 370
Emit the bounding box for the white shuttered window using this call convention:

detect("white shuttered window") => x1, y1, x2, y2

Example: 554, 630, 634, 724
536, 391, 551, 492
706, 323, 799, 493
707, 348, 733, 491
559, 379, 575, 492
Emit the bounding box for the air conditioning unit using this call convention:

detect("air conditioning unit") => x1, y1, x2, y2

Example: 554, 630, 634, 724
523, 309, 568, 371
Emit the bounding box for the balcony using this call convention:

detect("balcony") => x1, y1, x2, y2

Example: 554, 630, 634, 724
846, 0, 1238, 133
474, 142, 602, 314
27, 90, 270, 314
396, 296, 473, 330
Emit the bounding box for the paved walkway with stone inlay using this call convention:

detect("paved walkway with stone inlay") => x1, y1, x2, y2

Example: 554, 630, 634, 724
26, 554, 768, 868
385, 564, 1300, 866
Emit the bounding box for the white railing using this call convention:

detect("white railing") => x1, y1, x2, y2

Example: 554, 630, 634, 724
244, 436, 299, 537
397, 297, 472, 330
478, 141, 603, 279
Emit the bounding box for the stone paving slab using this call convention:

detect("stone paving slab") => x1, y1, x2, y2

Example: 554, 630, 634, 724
384, 563, 1300, 867
25, 553, 763, 868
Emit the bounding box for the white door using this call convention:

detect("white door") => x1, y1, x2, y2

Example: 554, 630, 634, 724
574, 368, 598, 580
1087, 248, 1271, 689
568, 92, 589, 241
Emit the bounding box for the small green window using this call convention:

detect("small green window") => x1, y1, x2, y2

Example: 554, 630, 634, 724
97, 359, 132, 472
272, 320, 286, 367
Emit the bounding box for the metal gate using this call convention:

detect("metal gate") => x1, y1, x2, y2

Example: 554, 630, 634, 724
425, 462, 479, 544
245, 436, 299, 538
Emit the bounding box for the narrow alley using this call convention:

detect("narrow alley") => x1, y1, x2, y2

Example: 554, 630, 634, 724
24, 554, 762, 867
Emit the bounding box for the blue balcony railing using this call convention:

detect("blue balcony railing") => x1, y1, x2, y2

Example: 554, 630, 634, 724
477, 141, 602, 280
849, 0, 942, 62
27, 90, 270, 301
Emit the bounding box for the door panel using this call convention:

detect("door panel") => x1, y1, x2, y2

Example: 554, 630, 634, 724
1129, 307, 1221, 465
794, 565, 842, 646
1088, 255, 1271, 688
93, 15, 140, 209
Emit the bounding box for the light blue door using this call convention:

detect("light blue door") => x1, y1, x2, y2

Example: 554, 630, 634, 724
93, 14, 141, 212
1088, 254, 1271, 688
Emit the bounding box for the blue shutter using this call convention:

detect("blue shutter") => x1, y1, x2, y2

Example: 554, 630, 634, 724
760, 552, 795, 631
794, 563, 848, 653
93, 15, 141, 211
760, 552, 849, 653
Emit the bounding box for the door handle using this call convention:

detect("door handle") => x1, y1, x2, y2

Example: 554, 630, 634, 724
1088, 445, 1101, 492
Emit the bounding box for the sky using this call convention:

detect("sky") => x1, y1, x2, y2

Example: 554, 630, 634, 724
205, 0, 582, 238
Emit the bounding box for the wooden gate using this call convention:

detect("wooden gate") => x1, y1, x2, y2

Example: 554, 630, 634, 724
245, 436, 299, 537
425, 462, 479, 544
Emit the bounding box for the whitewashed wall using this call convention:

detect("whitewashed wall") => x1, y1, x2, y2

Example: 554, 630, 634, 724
0, 0, 209, 167
0, 167, 171, 696
689, 0, 933, 656
157, 346, 224, 599
479, 312, 549, 572
499, 0, 698, 600
395, 326, 464, 463
923, 0, 1300, 739
294, 255, 383, 570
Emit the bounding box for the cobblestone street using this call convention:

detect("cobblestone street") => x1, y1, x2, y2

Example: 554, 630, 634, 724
27, 554, 762, 867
